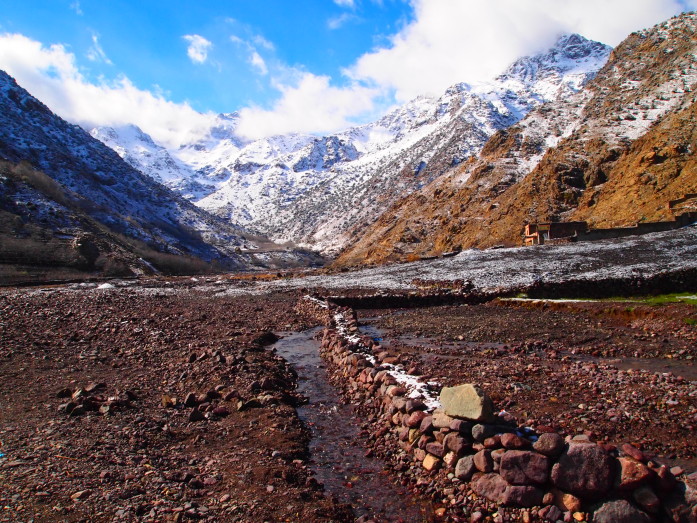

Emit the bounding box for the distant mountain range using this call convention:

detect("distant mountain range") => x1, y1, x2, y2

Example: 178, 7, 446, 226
3, 12, 695, 275
90, 34, 611, 254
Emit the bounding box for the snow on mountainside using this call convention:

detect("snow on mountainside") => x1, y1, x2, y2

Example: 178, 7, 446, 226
91, 34, 611, 254
334, 12, 697, 266
0, 70, 253, 267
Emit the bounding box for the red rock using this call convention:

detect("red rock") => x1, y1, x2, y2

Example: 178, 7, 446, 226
499, 450, 551, 486
472, 473, 509, 503
592, 499, 650, 523
425, 442, 445, 458
616, 457, 651, 490
501, 433, 528, 449
484, 435, 501, 449
406, 410, 428, 428
419, 415, 434, 433
550, 443, 612, 499
621, 443, 645, 462
502, 485, 544, 507
444, 433, 469, 454
533, 433, 564, 457
473, 449, 494, 473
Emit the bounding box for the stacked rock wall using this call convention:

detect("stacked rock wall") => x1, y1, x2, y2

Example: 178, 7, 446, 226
315, 300, 697, 522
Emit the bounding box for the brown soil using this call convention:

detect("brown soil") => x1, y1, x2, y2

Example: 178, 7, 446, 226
360, 299, 697, 468
0, 286, 353, 522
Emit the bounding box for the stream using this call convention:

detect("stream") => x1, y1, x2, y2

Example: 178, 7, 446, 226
273, 328, 432, 522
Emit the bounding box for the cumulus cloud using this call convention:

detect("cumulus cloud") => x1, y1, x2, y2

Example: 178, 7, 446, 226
70, 1, 83, 15
183, 34, 212, 64
0, 33, 216, 148
236, 73, 378, 140
333, 0, 356, 8
349, 0, 687, 101
86, 33, 112, 65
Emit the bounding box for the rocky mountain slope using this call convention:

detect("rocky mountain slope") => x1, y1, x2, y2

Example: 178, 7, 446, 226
92, 35, 610, 254
334, 12, 697, 266
0, 71, 256, 272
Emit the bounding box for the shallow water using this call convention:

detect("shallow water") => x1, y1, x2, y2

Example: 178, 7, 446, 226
273, 328, 432, 522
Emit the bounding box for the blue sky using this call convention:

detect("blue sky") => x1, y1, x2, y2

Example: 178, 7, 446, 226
1, 0, 695, 146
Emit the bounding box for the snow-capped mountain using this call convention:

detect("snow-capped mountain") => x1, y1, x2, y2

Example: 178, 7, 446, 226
92, 33, 611, 254
0, 70, 253, 267
334, 12, 697, 266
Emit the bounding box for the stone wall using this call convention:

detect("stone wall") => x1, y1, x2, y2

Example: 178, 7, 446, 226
313, 300, 697, 522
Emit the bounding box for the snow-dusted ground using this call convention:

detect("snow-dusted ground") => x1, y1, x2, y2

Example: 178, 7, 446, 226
252, 225, 697, 294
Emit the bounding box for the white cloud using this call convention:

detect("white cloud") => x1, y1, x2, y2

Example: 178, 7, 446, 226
0, 33, 216, 148
183, 34, 212, 64
70, 1, 83, 15
86, 33, 112, 65
249, 51, 268, 75
230, 35, 270, 76
333, 0, 356, 8
236, 73, 378, 140
328, 13, 356, 30
349, 0, 688, 102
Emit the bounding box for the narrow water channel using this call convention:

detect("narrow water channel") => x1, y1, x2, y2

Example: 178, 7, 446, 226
273, 328, 432, 522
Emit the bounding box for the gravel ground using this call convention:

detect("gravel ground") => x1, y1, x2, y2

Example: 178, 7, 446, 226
0, 288, 353, 523
359, 298, 697, 471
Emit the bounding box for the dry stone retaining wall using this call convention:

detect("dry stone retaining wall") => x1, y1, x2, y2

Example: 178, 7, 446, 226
306, 298, 697, 522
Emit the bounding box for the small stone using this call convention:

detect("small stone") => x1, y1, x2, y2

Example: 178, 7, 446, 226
444, 433, 469, 454
212, 406, 230, 417
161, 395, 177, 408
450, 419, 473, 435
554, 490, 582, 513
184, 392, 198, 408
502, 485, 544, 507
620, 443, 645, 462
455, 455, 476, 481
472, 424, 497, 442
423, 454, 441, 471
592, 499, 650, 523
425, 442, 445, 458
539, 505, 562, 522
670, 466, 684, 477
573, 512, 585, 522
616, 457, 651, 490
420, 415, 435, 433
501, 433, 528, 449
406, 411, 428, 428
70, 490, 91, 501
439, 384, 495, 422
189, 408, 206, 422
473, 449, 494, 473
533, 433, 564, 457
220, 494, 231, 503
633, 486, 660, 514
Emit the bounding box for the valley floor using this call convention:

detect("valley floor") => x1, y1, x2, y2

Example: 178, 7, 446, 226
1, 227, 696, 522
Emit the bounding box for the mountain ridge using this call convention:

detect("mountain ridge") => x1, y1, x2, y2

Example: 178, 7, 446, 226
333, 12, 697, 266
91, 33, 611, 254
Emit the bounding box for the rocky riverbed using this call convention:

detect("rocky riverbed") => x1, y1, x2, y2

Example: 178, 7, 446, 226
0, 288, 353, 522
1, 266, 696, 521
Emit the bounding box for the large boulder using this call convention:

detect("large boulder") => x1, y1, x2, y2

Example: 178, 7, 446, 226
439, 384, 495, 422
551, 443, 613, 499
